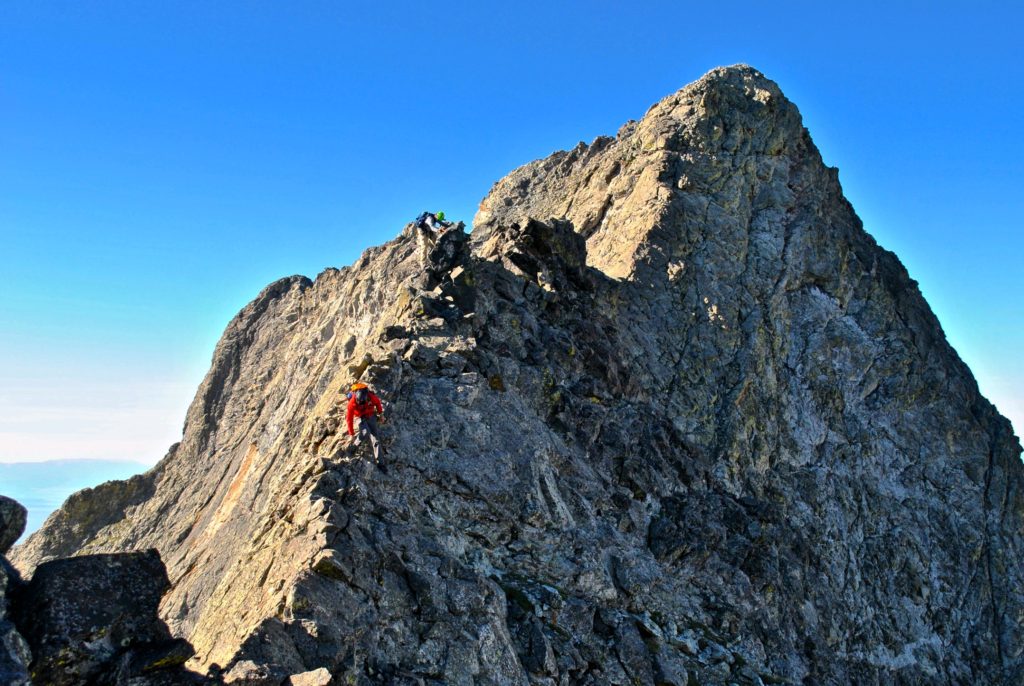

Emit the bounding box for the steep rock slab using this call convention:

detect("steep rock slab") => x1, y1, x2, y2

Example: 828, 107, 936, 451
12, 66, 1024, 685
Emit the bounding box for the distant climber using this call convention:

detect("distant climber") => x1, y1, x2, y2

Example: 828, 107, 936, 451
346, 382, 385, 464
413, 211, 453, 272
415, 211, 451, 233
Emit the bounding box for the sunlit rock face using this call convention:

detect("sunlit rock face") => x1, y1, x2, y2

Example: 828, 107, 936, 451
12, 65, 1024, 685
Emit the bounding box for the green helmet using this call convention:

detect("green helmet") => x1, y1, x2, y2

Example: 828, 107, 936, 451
436, 211, 445, 221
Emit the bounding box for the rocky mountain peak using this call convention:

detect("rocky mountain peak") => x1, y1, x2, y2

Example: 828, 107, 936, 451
7, 66, 1024, 685
474, 64, 809, 284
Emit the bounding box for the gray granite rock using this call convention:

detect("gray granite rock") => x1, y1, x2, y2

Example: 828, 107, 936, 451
10, 65, 1024, 685
0, 495, 27, 555
287, 667, 333, 686
13, 550, 203, 685
1, 553, 31, 686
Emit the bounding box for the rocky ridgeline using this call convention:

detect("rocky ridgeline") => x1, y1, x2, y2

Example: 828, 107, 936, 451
7, 66, 1024, 685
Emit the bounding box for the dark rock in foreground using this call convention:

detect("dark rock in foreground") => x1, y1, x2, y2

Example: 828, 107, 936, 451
1, 495, 31, 685
1, 556, 31, 685
13, 549, 204, 685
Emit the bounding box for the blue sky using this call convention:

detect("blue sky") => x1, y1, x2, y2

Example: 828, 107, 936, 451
1, 1, 1021, 465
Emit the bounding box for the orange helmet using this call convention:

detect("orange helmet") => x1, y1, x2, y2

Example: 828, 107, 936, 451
350, 382, 368, 391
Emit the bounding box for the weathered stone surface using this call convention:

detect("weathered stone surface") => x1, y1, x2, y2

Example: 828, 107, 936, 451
1, 552, 31, 686
287, 666, 333, 686
223, 658, 286, 685
0, 495, 27, 555
11, 65, 1024, 684
13, 550, 201, 685
110, 638, 208, 686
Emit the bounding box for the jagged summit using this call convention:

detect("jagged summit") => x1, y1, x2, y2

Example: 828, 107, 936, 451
8, 66, 1024, 685
475, 64, 812, 282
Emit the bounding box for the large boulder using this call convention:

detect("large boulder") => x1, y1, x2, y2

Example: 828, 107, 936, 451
13, 549, 202, 685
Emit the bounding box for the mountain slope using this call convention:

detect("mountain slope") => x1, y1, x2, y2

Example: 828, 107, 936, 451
12, 65, 1024, 685
0, 460, 150, 542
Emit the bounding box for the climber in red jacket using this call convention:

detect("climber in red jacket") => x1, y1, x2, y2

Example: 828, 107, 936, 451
346, 382, 385, 463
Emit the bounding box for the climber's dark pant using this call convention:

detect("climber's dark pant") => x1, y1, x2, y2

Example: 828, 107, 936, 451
356, 414, 381, 461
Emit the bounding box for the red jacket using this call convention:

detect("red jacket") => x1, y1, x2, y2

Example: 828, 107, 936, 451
346, 392, 383, 435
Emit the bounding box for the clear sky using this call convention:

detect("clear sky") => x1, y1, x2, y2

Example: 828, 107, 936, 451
1, 1, 1021, 465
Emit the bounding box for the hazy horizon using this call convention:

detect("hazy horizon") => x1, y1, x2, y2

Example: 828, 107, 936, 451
0, 455, 160, 465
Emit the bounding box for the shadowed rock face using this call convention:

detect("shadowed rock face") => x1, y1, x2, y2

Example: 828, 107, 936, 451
1, 501, 201, 685
1, 496, 27, 556
1, 497, 31, 686
11, 65, 1024, 685
12, 550, 199, 685
0, 560, 31, 686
